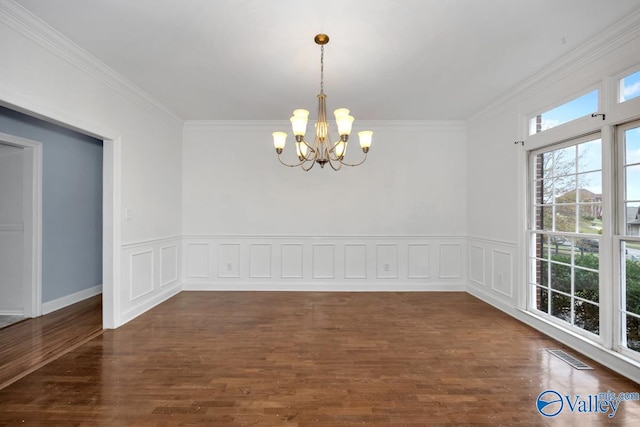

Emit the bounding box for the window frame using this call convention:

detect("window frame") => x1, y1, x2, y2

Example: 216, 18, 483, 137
527, 132, 606, 342
615, 119, 640, 359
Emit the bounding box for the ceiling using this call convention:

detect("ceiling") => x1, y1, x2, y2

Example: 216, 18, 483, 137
13, 0, 640, 121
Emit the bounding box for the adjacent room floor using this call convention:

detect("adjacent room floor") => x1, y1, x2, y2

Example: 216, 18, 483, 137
0, 292, 638, 425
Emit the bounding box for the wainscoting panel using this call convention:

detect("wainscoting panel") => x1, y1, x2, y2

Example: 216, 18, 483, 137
186, 243, 209, 278
466, 237, 517, 306
345, 244, 367, 279
281, 244, 303, 279
218, 244, 240, 278
160, 245, 179, 287
408, 244, 430, 279
130, 250, 153, 301
376, 244, 398, 279
250, 244, 272, 278
439, 244, 462, 279
313, 244, 335, 279
491, 249, 513, 298
120, 237, 182, 325
182, 236, 466, 291
468, 244, 485, 287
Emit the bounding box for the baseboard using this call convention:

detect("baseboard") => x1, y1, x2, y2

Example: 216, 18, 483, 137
119, 283, 182, 327
182, 282, 466, 292
0, 310, 24, 316
42, 284, 102, 315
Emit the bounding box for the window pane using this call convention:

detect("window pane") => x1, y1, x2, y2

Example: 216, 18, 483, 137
551, 292, 571, 322
555, 176, 577, 200
536, 286, 549, 313
578, 139, 602, 173
626, 165, 640, 201
624, 126, 640, 164
535, 233, 550, 259
556, 204, 576, 232
576, 251, 599, 271
550, 262, 571, 293
626, 203, 640, 237
578, 172, 602, 199
620, 70, 640, 103
530, 90, 598, 135
575, 300, 599, 334
625, 315, 640, 353
625, 249, 640, 315
575, 267, 599, 303
576, 238, 599, 256
538, 206, 553, 231
535, 179, 553, 204
579, 204, 602, 233
554, 147, 577, 176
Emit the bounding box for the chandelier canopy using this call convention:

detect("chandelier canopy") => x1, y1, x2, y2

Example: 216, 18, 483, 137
272, 34, 372, 171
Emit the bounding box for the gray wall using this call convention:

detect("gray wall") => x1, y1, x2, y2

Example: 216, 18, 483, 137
0, 106, 102, 303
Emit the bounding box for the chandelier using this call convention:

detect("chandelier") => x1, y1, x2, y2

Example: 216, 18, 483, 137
272, 34, 373, 171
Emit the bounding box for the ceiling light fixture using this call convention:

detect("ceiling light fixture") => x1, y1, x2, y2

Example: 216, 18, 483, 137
272, 34, 373, 171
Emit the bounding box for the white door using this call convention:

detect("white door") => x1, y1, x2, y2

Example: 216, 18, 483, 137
0, 143, 25, 316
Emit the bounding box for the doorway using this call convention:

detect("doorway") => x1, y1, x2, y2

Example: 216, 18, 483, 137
0, 136, 41, 325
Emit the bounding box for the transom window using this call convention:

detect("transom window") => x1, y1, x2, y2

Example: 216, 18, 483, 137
619, 70, 640, 103
529, 89, 599, 135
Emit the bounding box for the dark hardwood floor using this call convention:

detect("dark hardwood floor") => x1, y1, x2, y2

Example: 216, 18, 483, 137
0, 291, 639, 425
0, 294, 102, 390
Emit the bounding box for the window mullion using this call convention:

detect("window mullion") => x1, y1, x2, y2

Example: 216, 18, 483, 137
600, 124, 616, 350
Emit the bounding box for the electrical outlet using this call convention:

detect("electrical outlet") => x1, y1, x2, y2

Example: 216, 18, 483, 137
226, 262, 233, 271
384, 263, 390, 272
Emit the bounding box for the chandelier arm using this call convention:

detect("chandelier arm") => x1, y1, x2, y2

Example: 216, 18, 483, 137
300, 138, 317, 161
301, 159, 316, 171
337, 152, 368, 167
277, 153, 308, 168
327, 157, 343, 171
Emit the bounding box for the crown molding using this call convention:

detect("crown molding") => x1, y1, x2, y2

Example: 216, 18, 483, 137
0, 0, 183, 128
183, 119, 466, 134
468, 7, 640, 124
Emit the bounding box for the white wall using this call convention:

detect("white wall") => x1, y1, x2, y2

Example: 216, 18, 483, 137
0, 145, 24, 314
466, 10, 640, 382
182, 121, 468, 290
0, 1, 183, 326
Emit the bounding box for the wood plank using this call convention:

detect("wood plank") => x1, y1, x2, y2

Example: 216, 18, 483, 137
0, 292, 639, 425
0, 294, 102, 389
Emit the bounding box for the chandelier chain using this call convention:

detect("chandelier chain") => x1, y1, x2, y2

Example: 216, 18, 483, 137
320, 44, 324, 94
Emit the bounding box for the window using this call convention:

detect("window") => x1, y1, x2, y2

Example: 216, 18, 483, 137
529, 90, 599, 135
619, 70, 640, 103
530, 136, 602, 335
619, 121, 640, 355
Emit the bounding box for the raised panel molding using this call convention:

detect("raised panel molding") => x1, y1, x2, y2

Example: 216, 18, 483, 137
313, 244, 335, 279
160, 245, 178, 286
250, 244, 272, 278
182, 236, 466, 291
408, 244, 430, 279
345, 244, 367, 279
218, 244, 240, 278
130, 251, 153, 301
281, 244, 303, 278
466, 237, 517, 305
121, 237, 182, 326
376, 244, 398, 279
469, 245, 485, 286
186, 243, 209, 278
439, 244, 462, 279
491, 249, 513, 298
